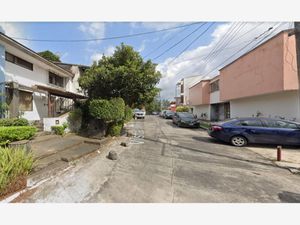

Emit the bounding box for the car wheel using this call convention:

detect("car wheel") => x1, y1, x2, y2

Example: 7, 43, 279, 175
230, 136, 247, 147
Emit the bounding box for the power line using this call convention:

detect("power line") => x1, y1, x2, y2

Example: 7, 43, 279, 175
202, 22, 240, 63
168, 22, 270, 66
8, 22, 202, 43
167, 22, 215, 65
143, 23, 199, 59
173, 24, 279, 78
203, 23, 284, 77
203, 22, 246, 64
151, 23, 207, 61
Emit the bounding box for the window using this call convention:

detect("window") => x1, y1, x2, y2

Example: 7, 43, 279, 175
238, 119, 263, 127
263, 119, 299, 129
19, 91, 33, 111
210, 80, 219, 93
49, 72, 64, 87
5, 52, 33, 71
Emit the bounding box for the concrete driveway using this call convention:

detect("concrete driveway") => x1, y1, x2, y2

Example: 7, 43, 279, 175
17, 116, 300, 203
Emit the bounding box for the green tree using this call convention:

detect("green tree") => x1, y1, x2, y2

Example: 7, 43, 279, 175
145, 98, 161, 113
38, 50, 61, 62
161, 99, 171, 110
176, 106, 190, 112
79, 43, 161, 107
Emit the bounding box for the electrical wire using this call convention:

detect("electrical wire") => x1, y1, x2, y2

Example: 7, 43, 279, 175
7, 22, 203, 43
151, 23, 207, 61
167, 22, 215, 65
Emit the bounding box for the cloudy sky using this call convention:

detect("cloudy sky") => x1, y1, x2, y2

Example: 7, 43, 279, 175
0, 22, 293, 100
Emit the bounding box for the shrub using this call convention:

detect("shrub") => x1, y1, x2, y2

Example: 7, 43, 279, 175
67, 108, 82, 132
0, 118, 29, 127
51, 126, 65, 135
0, 126, 37, 146
176, 106, 190, 112
107, 122, 123, 136
0, 147, 34, 196
124, 105, 133, 123
89, 97, 125, 122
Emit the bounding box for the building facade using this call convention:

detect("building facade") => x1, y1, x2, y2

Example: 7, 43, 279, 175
189, 29, 299, 122
175, 75, 203, 106
0, 32, 87, 125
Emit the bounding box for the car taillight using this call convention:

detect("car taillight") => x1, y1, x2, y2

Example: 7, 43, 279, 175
211, 125, 223, 131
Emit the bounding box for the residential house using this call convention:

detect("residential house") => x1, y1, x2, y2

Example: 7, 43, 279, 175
175, 75, 203, 106
189, 29, 299, 121
0, 32, 88, 130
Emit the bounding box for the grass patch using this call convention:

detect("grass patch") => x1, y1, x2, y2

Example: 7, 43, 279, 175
0, 147, 34, 197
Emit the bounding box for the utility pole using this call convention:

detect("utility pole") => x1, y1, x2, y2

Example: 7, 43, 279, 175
294, 22, 300, 120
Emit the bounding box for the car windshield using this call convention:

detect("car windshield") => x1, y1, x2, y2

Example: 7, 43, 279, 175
166, 110, 174, 114
178, 113, 194, 118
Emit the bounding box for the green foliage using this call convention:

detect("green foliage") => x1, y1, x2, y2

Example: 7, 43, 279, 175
51, 126, 65, 135
107, 122, 123, 136
124, 106, 133, 123
0, 126, 37, 145
145, 98, 161, 113
176, 106, 190, 112
161, 99, 171, 110
38, 50, 61, 62
79, 43, 161, 107
0, 147, 34, 195
0, 118, 29, 127
89, 98, 125, 122
62, 122, 68, 130
67, 108, 83, 132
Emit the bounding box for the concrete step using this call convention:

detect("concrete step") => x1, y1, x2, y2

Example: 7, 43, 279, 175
32, 137, 83, 159
60, 143, 101, 162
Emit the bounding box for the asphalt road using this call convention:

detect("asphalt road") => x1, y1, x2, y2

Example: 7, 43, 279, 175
20, 116, 300, 203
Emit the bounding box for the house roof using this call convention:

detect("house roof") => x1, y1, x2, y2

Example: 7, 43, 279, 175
0, 32, 74, 78
219, 28, 294, 71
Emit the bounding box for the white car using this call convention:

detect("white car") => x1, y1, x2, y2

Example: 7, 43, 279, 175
133, 109, 146, 119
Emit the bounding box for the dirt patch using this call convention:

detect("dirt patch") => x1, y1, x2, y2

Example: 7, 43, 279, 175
0, 176, 27, 201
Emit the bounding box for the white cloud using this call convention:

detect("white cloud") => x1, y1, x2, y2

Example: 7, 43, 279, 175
157, 22, 293, 100
78, 22, 105, 40
90, 45, 116, 62
0, 22, 30, 46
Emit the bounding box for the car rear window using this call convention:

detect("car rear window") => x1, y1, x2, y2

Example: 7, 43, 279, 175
263, 119, 299, 129
237, 119, 263, 127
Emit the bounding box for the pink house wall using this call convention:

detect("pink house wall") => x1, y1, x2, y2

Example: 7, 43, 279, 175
189, 80, 210, 105
220, 31, 298, 101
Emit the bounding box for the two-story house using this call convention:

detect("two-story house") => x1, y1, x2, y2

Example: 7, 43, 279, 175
189, 29, 299, 121
0, 32, 87, 129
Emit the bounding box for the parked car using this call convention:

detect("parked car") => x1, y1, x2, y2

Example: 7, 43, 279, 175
208, 117, 300, 147
152, 111, 159, 115
133, 109, 146, 119
159, 110, 167, 117
172, 112, 200, 128
163, 110, 175, 119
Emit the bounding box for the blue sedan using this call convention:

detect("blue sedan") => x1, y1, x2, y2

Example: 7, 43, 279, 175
207, 117, 300, 147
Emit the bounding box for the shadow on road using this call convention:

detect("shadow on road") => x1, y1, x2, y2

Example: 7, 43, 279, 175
143, 136, 284, 170
278, 191, 300, 202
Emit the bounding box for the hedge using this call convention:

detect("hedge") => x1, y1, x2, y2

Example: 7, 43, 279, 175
0, 118, 29, 127
89, 97, 125, 122
124, 105, 133, 123
0, 126, 37, 146
107, 122, 123, 136
51, 126, 65, 135
0, 147, 34, 196
176, 106, 190, 112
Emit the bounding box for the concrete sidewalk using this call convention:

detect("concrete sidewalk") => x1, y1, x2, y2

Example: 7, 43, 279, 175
247, 145, 300, 173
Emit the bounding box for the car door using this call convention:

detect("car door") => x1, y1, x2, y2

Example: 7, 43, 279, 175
237, 118, 271, 144
261, 119, 300, 145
